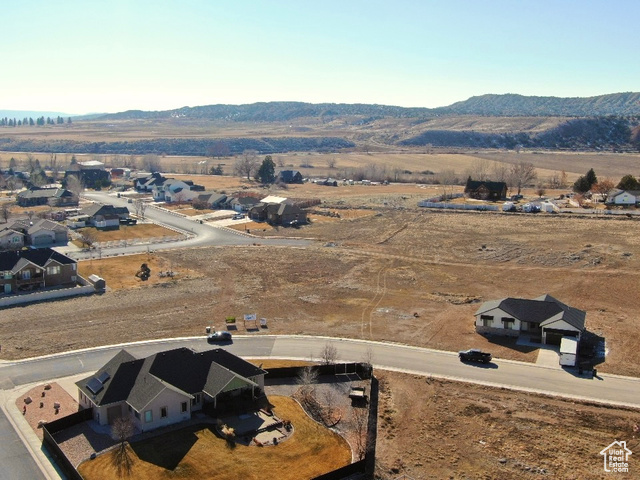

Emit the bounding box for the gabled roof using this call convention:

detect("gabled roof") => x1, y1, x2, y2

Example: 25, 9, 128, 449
27, 218, 67, 234
278, 170, 302, 181
17, 188, 72, 199
81, 204, 129, 218
0, 248, 76, 271
76, 347, 267, 410
465, 180, 507, 192
475, 294, 586, 330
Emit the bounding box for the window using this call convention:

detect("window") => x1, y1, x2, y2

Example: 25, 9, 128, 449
47, 266, 61, 275
181, 402, 188, 413
161, 406, 168, 418
21, 270, 31, 280
480, 315, 493, 327
144, 410, 153, 423
501, 317, 515, 330
12, 236, 21, 243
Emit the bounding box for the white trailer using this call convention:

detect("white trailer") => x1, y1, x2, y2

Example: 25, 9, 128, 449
559, 337, 578, 367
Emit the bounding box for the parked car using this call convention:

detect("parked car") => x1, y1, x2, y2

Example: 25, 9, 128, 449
458, 349, 492, 364
232, 214, 245, 220
207, 331, 232, 342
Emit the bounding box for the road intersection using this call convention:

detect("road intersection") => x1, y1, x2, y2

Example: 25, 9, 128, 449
2, 335, 640, 479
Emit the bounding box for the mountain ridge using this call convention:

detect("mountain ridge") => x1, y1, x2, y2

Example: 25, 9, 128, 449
95, 92, 640, 121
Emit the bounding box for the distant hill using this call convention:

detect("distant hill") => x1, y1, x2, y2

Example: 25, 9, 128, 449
441, 92, 640, 116
97, 93, 640, 122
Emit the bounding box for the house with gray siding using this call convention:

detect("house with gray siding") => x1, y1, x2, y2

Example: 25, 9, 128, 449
76, 347, 267, 432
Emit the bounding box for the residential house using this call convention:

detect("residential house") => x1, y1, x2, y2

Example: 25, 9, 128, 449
227, 196, 260, 212
249, 202, 307, 226
16, 188, 77, 207
195, 192, 227, 208
64, 161, 111, 189
4, 218, 68, 247
277, 170, 303, 184
80, 204, 130, 229
0, 248, 78, 295
606, 189, 640, 206
152, 179, 199, 202
464, 179, 508, 201
0, 228, 24, 250
474, 294, 586, 345
76, 347, 267, 431
134, 172, 167, 192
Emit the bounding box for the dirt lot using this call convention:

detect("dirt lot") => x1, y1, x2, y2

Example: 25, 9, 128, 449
2, 207, 640, 376
375, 371, 638, 480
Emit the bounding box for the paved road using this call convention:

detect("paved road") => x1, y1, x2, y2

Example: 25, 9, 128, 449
3, 335, 640, 480
70, 192, 310, 259
3, 336, 640, 408
0, 408, 44, 480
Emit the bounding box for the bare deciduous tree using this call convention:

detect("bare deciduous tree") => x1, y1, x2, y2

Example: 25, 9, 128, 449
326, 157, 337, 169
1, 203, 10, 223
234, 150, 259, 180
491, 162, 510, 183
276, 156, 286, 168
350, 404, 370, 460
110, 416, 135, 477
320, 342, 338, 365
438, 169, 457, 200
142, 154, 161, 173
508, 161, 537, 196
468, 158, 492, 181
78, 228, 97, 249
296, 366, 318, 399
134, 200, 147, 219
65, 175, 85, 198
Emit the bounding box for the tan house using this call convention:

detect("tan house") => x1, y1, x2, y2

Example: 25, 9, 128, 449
76, 347, 267, 432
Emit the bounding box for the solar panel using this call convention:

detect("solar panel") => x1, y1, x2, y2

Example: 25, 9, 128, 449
86, 377, 104, 395
97, 371, 110, 384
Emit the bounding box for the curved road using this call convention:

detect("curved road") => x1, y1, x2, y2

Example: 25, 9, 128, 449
71, 192, 310, 259
3, 335, 640, 480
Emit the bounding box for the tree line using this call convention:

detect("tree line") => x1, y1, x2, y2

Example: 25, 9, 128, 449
0, 116, 72, 127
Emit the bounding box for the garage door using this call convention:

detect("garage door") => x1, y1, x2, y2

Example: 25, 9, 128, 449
545, 332, 564, 346
33, 235, 52, 245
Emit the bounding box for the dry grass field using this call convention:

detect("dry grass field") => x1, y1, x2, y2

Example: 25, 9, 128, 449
374, 371, 639, 480
77, 396, 351, 480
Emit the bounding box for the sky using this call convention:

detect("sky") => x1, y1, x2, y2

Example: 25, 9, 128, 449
1, 0, 638, 114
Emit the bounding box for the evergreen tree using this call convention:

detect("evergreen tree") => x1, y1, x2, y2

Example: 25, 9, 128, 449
67, 117, 72, 124
585, 168, 597, 188
617, 174, 640, 191
29, 117, 34, 126
256, 155, 276, 184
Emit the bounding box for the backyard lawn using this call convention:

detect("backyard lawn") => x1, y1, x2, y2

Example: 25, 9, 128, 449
77, 396, 352, 480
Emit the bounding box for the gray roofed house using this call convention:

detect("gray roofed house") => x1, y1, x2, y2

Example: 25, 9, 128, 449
474, 294, 586, 345
277, 170, 303, 184
16, 187, 77, 207
76, 347, 267, 431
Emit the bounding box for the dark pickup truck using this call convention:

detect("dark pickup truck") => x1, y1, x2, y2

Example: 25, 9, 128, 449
458, 349, 492, 364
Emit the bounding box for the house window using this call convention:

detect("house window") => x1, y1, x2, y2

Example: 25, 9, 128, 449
144, 410, 153, 423
181, 402, 188, 413
480, 315, 493, 327
72, 264, 77, 271
161, 406, 168, 418
13, 236, 21, 243
21, 270, 31, 280
47, 266, 61, 275
501, 317, 515, 329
